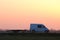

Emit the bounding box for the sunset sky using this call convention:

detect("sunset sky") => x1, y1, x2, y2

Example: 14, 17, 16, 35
0, 0, 60, 30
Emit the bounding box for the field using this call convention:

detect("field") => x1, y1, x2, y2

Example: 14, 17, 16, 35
0, 33, 60, 40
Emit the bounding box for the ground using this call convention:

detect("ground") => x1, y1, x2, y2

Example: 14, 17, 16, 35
0, 33, 60, 40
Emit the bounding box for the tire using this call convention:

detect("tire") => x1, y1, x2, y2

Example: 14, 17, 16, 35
32, 30, 35, 33
44, 30, 49, 33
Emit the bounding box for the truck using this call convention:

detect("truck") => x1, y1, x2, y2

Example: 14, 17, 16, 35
30, 24, 49, 33
0, 24, 49, 34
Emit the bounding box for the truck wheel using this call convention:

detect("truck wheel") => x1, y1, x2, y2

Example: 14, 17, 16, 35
45, 30, 49, 33
32, 30, 35, 33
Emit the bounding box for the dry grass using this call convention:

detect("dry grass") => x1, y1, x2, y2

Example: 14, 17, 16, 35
0, 33, 60, 40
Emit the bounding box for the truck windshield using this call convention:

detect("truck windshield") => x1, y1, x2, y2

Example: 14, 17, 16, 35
38, 25, 45, 28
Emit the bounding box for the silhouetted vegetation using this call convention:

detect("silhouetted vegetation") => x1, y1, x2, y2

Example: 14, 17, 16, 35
0, 30, 60, 40
0, 33, 60, 40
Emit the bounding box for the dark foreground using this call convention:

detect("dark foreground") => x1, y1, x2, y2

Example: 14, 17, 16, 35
0, 33, 60, 40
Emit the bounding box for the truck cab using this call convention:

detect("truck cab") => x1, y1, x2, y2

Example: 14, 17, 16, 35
30, 24, 49, 33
